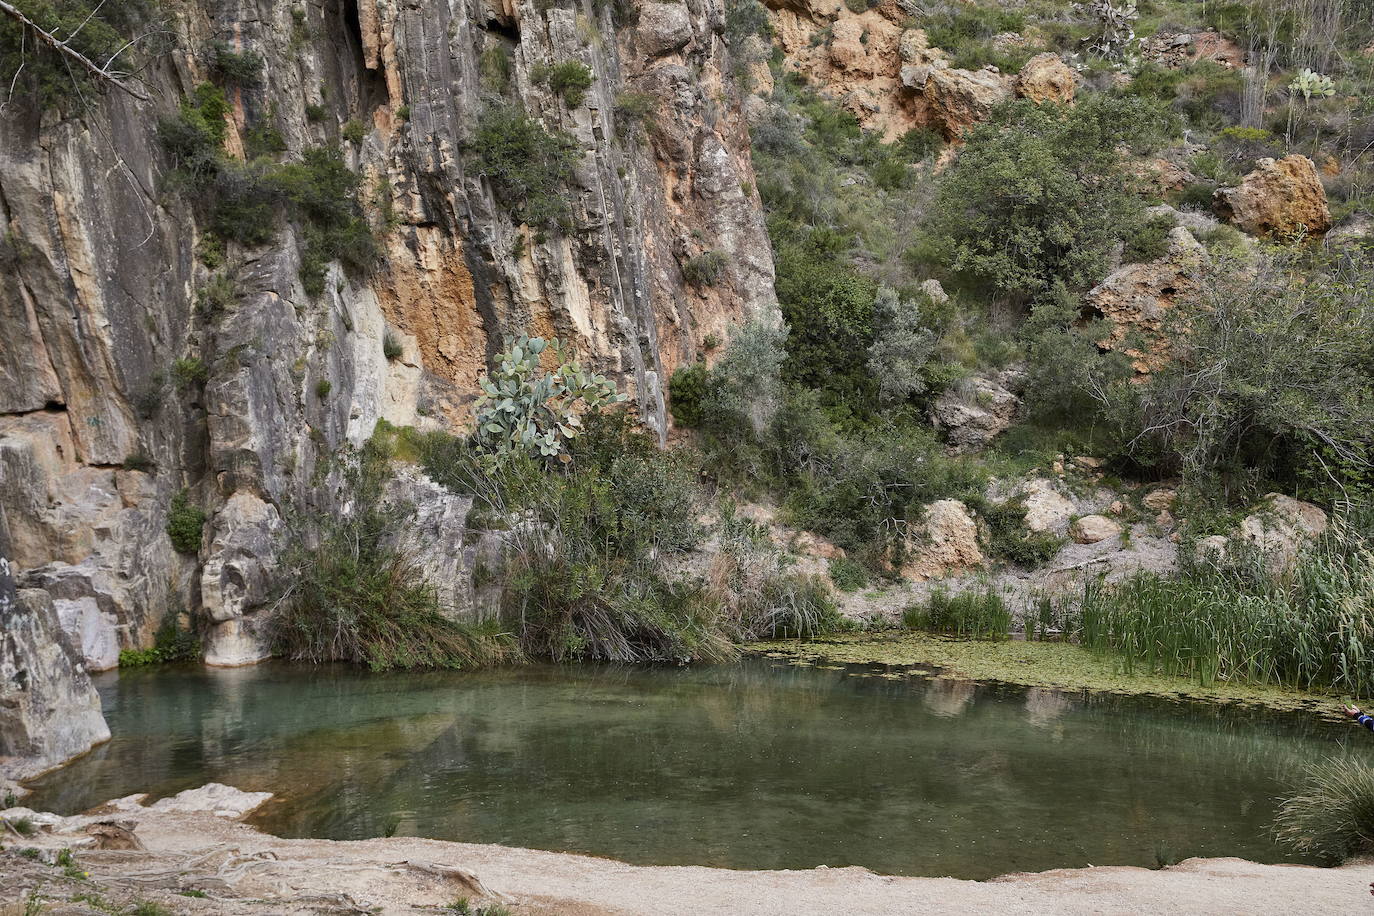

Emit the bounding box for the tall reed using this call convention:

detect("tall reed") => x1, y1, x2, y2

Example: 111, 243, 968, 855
1060, 512, 1374, 693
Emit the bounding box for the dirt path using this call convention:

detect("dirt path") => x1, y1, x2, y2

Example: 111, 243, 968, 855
3, 787, 1372, 915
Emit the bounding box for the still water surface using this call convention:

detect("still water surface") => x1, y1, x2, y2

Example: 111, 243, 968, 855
25, 658, 1353, 878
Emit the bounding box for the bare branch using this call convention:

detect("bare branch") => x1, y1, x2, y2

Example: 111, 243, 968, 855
0, 0, 148, 101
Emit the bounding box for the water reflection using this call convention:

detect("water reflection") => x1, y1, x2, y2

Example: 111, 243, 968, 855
25, 658, 1352, 879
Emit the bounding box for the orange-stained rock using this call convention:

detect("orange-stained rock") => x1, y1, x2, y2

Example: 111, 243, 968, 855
923, 66, 1013, 139
900, 500, 984, 580
1016, 52, 1077, 104
1214, 155, 1332, 238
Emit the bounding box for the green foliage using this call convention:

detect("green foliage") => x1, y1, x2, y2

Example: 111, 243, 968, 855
1054, 512, 1374, 692
122, 452, 155, 473
828, 556, 868, 592
383, 331, 404, 361
473, 334, 626, 466
479, 45, 513, 92
165, 490, 206, 555
724, 0, 772, 43
1101, 250, 1374, 501
274, 147, 379, 295
668, 362, 709, 427
469, 106, 580, 230
1122, 210, 1176, 264
172, 356, 208, 388
700, 319, 787, 435
196, 272, 236, 318
118, 612, 200, 667
532, 59, 594, 108
867, 285, 935, 405
614, 91, 657, 135
0, 0, 145, 110
314, 378, 332, 399
921, 95, 1178, 307
273, 442, 519, 670
922, 3, 1029, 71
903, 587, 1011, 639
305, 102, 327, 123
342, 118, 366, 144
208, 40, 264, 86
681, 250, 728, 287
968, 496, 1064, 568
396, 104, 410, 121
1274, 758, 1374, 864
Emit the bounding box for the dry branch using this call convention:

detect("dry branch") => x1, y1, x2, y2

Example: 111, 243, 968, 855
0, 0, 148, 100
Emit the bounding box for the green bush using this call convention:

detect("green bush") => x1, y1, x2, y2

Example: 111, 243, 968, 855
903, 587, 1011, 639
305, 102, 327, 123
172, 356, 208, 388
1122, 211, 1176, 263
479, 45, 513, 92
468, 106, 580, 230
119, 612, 200, 667
724, 0, 772, 43
273, 442, 519, 670
919, 95, 1178, 308
166, 490, 206, 554
0, 0, 145, 110
383, 331, 404, 360
614, 91, 657, 135
827, 556, 868, 592
682, 250, 728, 287
1274, 758, 1374, 864
532, 60, 594, 108
968, 496, 1064, 568
668, 363, 709, 427
342, 118, 366, 144
208, 40, 264, 87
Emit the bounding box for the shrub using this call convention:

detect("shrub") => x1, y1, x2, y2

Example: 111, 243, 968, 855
668, 363, 709, 427
827, 556, 868, 592
196, 273, 236, 318
532, 60, 594, 108
702, 319, 786, 435
122, 452, 155, 473
920, 95, 1178, 307
166, 490, 206, 554
1274, 758, 1374, 864
969, 496, 1064, 568
0, 0, 145, 110
724, 0, 772, 43
314, 378, 332, 399
172, 356, 208, 388
273, 443, 519, 670
383, 331, 404, 360
468, 106, 581, 230
1122, 210, 1176, 264
472, 334, 625, 466
903, 587, 1011, 639
118, 612, 200, 667
867, 285, 934, 405
208, 40, 264, 87
614, 91, 657, 135
342, 118, 366, 144
305, 102, 327, 123
681, 250, 728, 287
1100, 250, 1374, 500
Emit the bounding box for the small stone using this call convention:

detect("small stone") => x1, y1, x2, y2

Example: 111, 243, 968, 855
1142, 488, 1177, 512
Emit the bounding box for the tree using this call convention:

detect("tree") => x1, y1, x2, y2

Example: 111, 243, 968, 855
922, 95, 1176, 308
867, 286, 934, 405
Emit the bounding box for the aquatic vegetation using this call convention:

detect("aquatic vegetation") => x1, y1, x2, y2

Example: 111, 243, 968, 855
118, 613, 200, 668
1274, 757, 1374, 863
903, 587, 1011, 640
1061, 515, 1374, 694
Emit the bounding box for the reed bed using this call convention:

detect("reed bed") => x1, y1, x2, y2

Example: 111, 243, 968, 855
1059, 515, 1374, 693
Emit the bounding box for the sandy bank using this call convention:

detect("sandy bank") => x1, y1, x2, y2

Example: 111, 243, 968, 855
3, 785, 1372, 915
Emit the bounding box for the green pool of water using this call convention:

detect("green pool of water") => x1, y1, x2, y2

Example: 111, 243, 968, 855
24, 658, 1355, 879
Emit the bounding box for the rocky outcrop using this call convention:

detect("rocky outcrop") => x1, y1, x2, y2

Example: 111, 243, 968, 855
1239, 494, 1328, 566
1016, 53, 1077, 104
901, 500, 983, 580
0, 0, 777, 683
1214, 156, 1332, 238
923, 66, 1013, 140
1085, 227, 1209, 374
0, 539, 110, 780
928, 368, 1023, 452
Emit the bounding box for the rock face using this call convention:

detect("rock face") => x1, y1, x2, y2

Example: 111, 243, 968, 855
0, 540, 110, 779
929, 368, 1023, 452
901, 500, 983, 580
1086, 227, 1209, 374
1239, 494, 1328, 569
1016, 53, 1078, 104
1214, 156, 1332, 238
0, 0, 778, 760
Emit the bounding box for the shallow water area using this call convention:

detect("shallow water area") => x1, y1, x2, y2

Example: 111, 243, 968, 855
24, 658, 1356, 879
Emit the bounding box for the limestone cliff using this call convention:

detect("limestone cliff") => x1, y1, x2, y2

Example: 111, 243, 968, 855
0, 0, 776, 727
